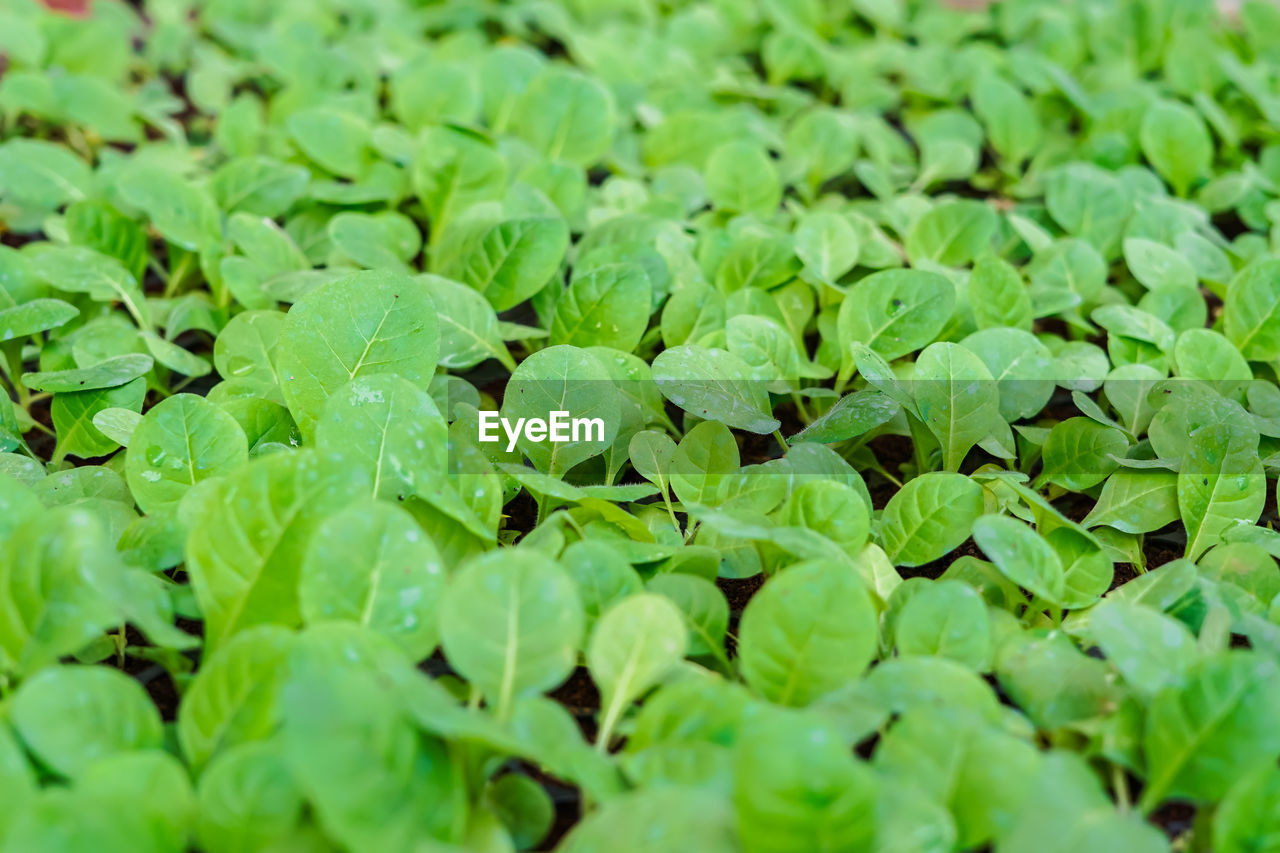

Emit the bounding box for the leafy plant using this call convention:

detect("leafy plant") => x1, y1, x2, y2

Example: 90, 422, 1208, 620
1, 0, 1279, 850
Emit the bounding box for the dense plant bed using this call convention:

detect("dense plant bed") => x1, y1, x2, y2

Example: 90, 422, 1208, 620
3, 0, 1280, 850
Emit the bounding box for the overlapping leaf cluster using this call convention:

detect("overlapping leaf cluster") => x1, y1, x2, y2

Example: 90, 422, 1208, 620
3, 0, 1280, 849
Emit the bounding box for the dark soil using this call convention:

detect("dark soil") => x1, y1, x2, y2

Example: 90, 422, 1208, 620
418, 648, 456, 680
520, 762, 581, 851
1108, 561, 1140, 592
109, 627, 184, 721
547, 667, 601, 742
901, 537, 984, 581
716, 573, 766, 659
503, 491, 540, 538
738, 428, 787, 466
1142, 539, 1184, 571
1148, 800, 1196, 842
24, 395, 56, 461
867, 433, 915, 484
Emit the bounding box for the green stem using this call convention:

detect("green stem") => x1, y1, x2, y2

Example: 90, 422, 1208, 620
773, 430, 789, 453
906, 414, 932, 475
790, 392, 811, 424
595, 695, 623, 753
1, 343, 27, 407
661, 487, 681, 535
874, 465, 903, 489
25, 420, 54, 439
164, 250, 194, 299
1112, 764, 1130, 813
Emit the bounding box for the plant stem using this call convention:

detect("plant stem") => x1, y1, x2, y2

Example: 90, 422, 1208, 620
790, 391, 811, 423
164, 249, 194, 299
1, 343, 27, 407
661, 487, 681, 534
595, 695, 622, 754
1112, 764, 1130, 813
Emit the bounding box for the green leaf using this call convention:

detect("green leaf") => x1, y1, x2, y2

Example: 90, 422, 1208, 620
1087, 601, 1197, 697
300, 500, 445, 661
195, 740, 304, 853
65, 199, 149, 281
913, 342, 1003, 471
560, 540, 643, 637
705, 141, 781, 217
1173, 329, 1251, 385
646, 573, 728, 663
1123, 237, 1197, 289
1082, 470, 1180, 533
738, 560, 877, 706
1045, 163, 1132, 256
21, 353, 151, 393
794, 211, 860, 284
1040, 417, 1128, 491
10, 665, 162, 778
0, 298, 79, 342
277, 270, 439, 436
1213, 765, 1280, 853
1224, 259, 1280, 362
51, 377, 147, 461
874, 708, 1039, 848
501, 345, 621, 477
143, 331, 213, 378
837, 269, 955, 366
425, 275, 516, 371
792, 388, 899, 444
209, 156, 311, 219
443, 216, 570, 312
905, 200, 998, 267
281, 633, 463, 850
213, 309, 285, 387
0, 139, 92, 208
734, 711, 876, 853
551, 263, 651, 352
177, 626, 293, 771
487, 773, 553, 850
589, 593, 688, 747
185, 450, 370, 648
0, 510, 119, 674
971, 72, 1041, 166
1000, 753, 1168, 853
1141, 652, 1280, 810
880, 472, 984, 567
969, 254, 1032, 332
30, 245, 150, 328
125, 393, 248, 514
1140, 98, 1212, 196
328, 211, 422, 271
1178, 423, 1265, 560
390, 55, 478, 130
117, 165, 222, 253
439, 550, 583, 718
971, 515, 1066, 604
562, 788, 737, 853
286, 107, 370, 178
629, 429, 677, 495
510, 68, 616, 166
652, 345, 780, 434
313, 375, 445, 502
894, 580, 991, 670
